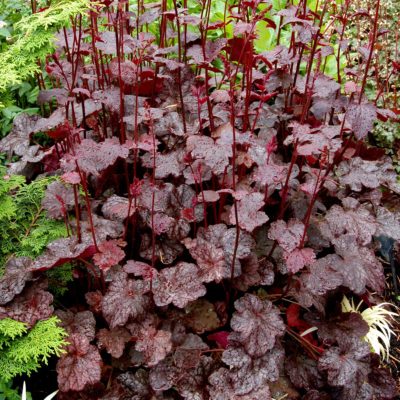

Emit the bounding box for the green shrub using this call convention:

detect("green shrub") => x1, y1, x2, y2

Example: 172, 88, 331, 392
0, 317, 68, 381
0, 0, 92, 105
0, 167, 67, 270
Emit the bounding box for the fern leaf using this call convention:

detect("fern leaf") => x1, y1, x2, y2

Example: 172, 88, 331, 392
0, 317, 68, 381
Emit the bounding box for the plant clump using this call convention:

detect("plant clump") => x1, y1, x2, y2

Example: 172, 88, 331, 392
0, 0, 399, 398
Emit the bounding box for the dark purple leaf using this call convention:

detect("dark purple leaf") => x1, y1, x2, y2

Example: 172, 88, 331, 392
93, 239, 125, 272
95, 31, 134, 55
109, 59, 137, 84
208, 367, 272, 400
97, 382, 135, 400
32, 108, 66, 133
234, 22, 253, 35
72, 87, 91, 98
61, 171, 81, 185
268, 219, 305, 253
222, 227, 255, 261
30, 215, 123, 272
184, 224, 254, 282
233, 255, 275, 291
97, 327, 131, 358
148, 334, 208, 393
285, 122, 342, 156
102, 271, 150, 328
312, 74, 340, 97
229, 294, 285, 357
210, 90, 230, 103
0, 282, 53, 327
149, 356, 181, 392
333, 235, 385, 293
117, 369, 150, 398
367, 361, 398, 400
285, 355, 323, 391
187, 38, 227, 64
319, 199, 377, 246
141, 150, 185, 179
140, 234, 184, 265
336, 156, 400, 192
222, 343, 284, 394
153, 262, 206, 308
6, 145, 52, 178
56, 310, 96, 342
85, 291, 103, 314
29, 235, 96, 272
316, 312, 369, 345
0, 113, 39, 156
176, 355, 214, 400
173, 334, 209, 369
230, 192, 269, 232
137, 180, 174, 213
183, 234, 227, 283
318, 337, 370, 387
347, 101, 377, 140
186, 135, 232, 175
42, 181, 77, 219
92, 88, 121, 114
375, 207, 400, 240
293, 254, 344, 307
284, 248, 316, 274
197, 190, 220, 203
56, 333, 102, 392
61, 138, 130, 177
302, 390, 331, 400
135, 326, 172, 366
0, 257, 33, 305
123, 260, 157, 281
253, 161, 300, 190
149, 212, 175, 235
235, 347, 283, 394
102, 195, 135, 222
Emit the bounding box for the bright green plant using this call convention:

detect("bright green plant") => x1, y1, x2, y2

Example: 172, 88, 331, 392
0, 317, 68, 382
0, 0, 92, 103
0, 167, 68, 270
0, 379, 24, 400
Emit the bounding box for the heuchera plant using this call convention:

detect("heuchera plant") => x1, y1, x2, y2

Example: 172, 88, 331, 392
0, 0, 399, 398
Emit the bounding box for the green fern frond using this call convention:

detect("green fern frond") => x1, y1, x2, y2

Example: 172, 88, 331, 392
0, 168, 25, 222
0, 317, 68, 382
18, 219, 68, 258
0, 319, 27, 349
14, 175, 55, 208
0, 378, 23, 400
15, 0, 92, 35
0, 195, 17, 221
0, 172, 67, 271
0, 169, 25, 197
0, 0, 93, 96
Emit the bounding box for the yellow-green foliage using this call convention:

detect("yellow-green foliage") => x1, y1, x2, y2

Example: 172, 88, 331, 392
0, 317, 68, 381
0, 0, 92, 98
0, 167, 67, 269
